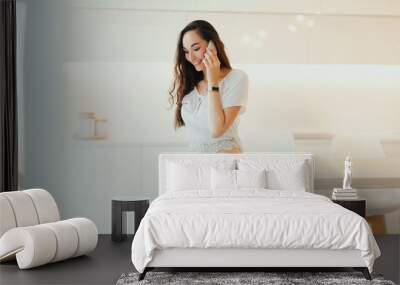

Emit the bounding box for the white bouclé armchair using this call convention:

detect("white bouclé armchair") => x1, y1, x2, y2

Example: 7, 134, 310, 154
0, 189, 98, 269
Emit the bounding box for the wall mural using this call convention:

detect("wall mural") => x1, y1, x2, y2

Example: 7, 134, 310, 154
29, 1, 400, 234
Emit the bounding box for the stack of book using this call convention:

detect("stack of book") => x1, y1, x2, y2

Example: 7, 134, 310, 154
332, 188, 358, 200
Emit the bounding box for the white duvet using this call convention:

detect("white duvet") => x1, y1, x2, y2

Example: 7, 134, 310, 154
131, 189, 380, 273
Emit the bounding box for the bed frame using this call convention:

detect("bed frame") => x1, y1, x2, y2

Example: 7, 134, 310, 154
141, 248, 371, 280
138, 153, 372, 281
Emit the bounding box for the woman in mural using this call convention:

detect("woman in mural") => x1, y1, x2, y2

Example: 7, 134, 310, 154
169, 20, 249, 153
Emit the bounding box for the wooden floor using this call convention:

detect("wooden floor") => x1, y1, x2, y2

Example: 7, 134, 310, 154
0, 235, 399, 285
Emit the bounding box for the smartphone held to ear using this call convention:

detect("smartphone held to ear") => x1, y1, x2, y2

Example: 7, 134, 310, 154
208, 40, 216, 51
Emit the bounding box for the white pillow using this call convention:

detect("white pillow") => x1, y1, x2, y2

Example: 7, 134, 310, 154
166, 160, 235, 191
267, 163, 307, 191
238, 159, 310, 191
211, 168, 267, 190
211, 168, 236, 189
167, 162, 210, 191
237, 169, 267, 188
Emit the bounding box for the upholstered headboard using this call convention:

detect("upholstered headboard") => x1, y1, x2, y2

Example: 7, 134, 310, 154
159, 153, 314, 195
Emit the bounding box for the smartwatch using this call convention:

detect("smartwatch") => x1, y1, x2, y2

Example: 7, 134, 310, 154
208, 86, 219, 93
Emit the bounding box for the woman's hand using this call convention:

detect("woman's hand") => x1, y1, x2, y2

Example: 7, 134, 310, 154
202, 48, 220, 86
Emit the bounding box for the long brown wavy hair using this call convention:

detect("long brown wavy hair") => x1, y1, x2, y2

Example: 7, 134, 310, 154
169, 20, 232, 129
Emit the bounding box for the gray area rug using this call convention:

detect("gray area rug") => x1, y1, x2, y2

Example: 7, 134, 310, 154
116, 271, 396, 285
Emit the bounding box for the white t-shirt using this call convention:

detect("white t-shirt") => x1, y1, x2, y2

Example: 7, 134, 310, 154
181, 69, 249, 153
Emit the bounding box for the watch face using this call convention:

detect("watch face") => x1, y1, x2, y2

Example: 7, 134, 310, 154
208, 86, 219, 92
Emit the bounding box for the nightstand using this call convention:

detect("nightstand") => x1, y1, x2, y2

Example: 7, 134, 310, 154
332, 199, 366, 218
111, 196, 150, 242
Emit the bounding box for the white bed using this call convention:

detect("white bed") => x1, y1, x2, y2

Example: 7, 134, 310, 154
131, 153, 380, 281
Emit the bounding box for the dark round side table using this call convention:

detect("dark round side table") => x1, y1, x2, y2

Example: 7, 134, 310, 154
332, 198, 366, 218
111, 196, 149, 242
